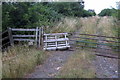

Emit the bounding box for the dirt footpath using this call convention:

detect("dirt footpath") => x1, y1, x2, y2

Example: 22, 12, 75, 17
93, 56, 118, 78
25, 50, 75, 78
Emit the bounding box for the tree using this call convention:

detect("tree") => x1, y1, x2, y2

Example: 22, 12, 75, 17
47, 2, 85, 17
2, 2, 61, 31
98, 8, 116, 16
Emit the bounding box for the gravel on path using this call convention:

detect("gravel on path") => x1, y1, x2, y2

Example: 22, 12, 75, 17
25, 50, 75, 78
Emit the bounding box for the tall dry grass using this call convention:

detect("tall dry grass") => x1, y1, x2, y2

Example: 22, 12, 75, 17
79, 16, 118, 37
79, 16, 100, 34
76, 16, 119, 49
97, 16, 116, 37
47, 16, 118, 37
2, 45, 46, 78
48, 17, 82, 33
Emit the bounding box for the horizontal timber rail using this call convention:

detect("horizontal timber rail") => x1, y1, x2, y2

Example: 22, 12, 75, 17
72, 36, 120, 43
11, 27, 41, 48
11, 28, 37, 31
13, 35, 38, 38
44, 33, 68, 36
1, 27, 43, 51
14, 39, 36, 42
69, 32, 120, 53
68, 33, 120, 39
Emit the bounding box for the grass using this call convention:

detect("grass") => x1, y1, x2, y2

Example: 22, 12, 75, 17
56, 50, 96, 78
76, 16, 119, 51
47, 16, 119, 51
48, 17, 82, 33
2, 45, 46, 78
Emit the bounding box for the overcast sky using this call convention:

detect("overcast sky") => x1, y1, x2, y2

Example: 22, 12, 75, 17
84, 0, 120, 14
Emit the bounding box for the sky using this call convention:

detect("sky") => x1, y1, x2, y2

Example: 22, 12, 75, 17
84, 0, 120, 14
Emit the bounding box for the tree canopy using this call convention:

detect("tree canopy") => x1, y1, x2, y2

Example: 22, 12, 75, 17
2, 2, 96, 31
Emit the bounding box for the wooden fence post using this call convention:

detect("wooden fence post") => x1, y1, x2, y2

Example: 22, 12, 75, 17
38, 27, 41, 48
41, 26, 44, 47
8, 27, 14, 46
35, 27, 39, 48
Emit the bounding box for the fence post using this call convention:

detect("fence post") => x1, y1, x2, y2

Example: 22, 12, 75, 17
55, 35, 57, 48
8, 27, 14, 46
35, 27, 39, 48
41, 26, 44, 47
38, 27, 41, 48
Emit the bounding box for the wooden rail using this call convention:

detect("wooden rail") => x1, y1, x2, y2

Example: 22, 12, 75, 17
11, 27, 41, 48
1, 27, 42, 51
69, 33, 120, 52
11, 28, 36, 31
69, 33, 120, 39
43, 33, 70, 50
72, 36, 120, 43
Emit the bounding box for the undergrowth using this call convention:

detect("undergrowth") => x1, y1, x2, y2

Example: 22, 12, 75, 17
2, 45, 46, 78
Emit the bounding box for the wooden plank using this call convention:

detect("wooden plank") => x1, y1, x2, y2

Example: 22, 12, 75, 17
47, 42, 55, 45
44, 38, 69, 42
78, 33, 120, 39
55, 35, 57, 48
58, 41, 66, 43
13, 35, 36, 37
14, 39, 35, 42
43, 47, 57, 50
43, 45, 70, 50
38, 27, 41, 48
69, 32, 120, 39
47, 45, 56, 47
41, 26, 44, 47
11, 28, 36, 31
44, 33, 68, 36
72, 36, 120, 43
57, 46, 70, 49
47, 44, 67, 47
65, 35, 68, 46
47, 37, 55, 39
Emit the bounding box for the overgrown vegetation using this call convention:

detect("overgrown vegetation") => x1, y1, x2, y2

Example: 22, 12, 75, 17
2, 2, 96, 31
2, 45, 46, 78
56, 50, 96, 78
1, 1, 120, 78
47, 17, 82, 33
